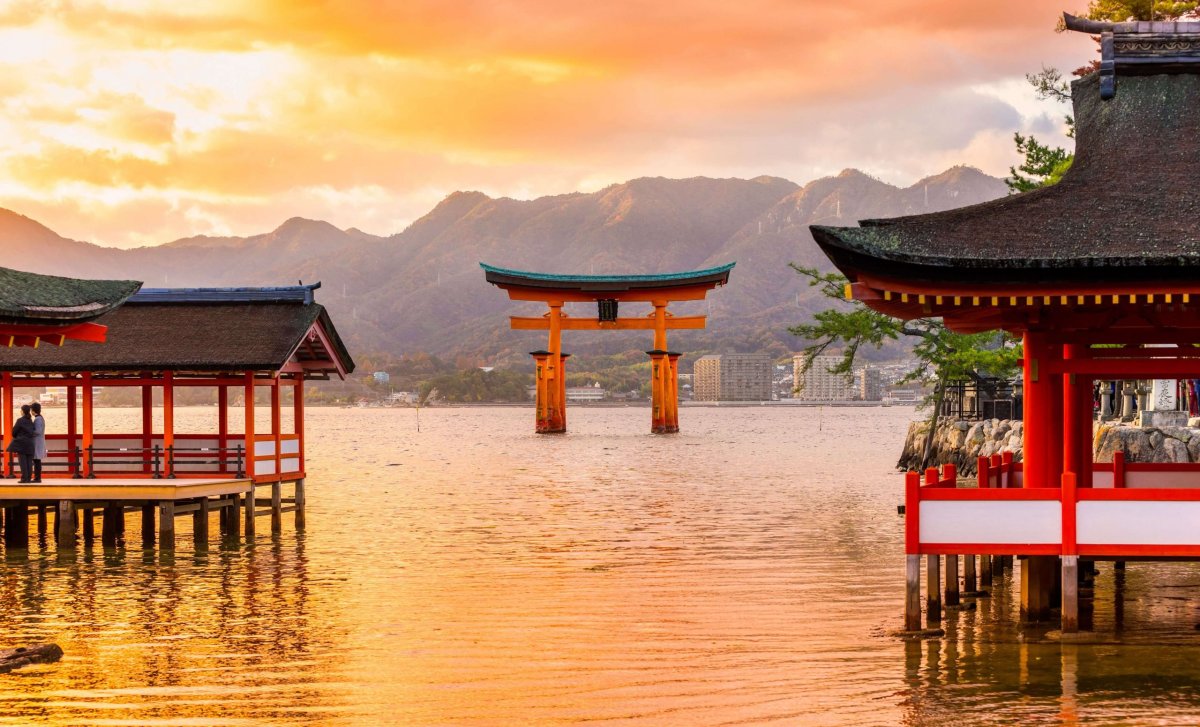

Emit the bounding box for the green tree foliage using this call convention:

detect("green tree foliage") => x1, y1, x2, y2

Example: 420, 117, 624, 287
787, 265, 1020, 392
1006, 133, 1074, 193
787, 265, 1019, 468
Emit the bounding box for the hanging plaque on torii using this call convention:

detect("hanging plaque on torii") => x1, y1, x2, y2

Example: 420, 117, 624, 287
481, 262, 735, 434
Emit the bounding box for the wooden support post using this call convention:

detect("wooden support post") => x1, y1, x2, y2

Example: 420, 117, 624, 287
82, 372, 94, 478
158, 501, 175, 549
244, 485, 256, 539
271, 482, 282, 534
647, 350, 669, 434
664, 352, 682, 433
964, 554, 977, 593
530, 303, 567, 434
1022, 556, 1055, 621
1062, 555, 1079, 633
102, 503, 120, 546
905, 554, 922, 632
82, 508, 94, 543
229, 494, 241, 538
193, 498, 209, 547
56, 501, 75, 550
945, 555, 960, 607
294, 478, 306, 530
37, 506, 47, 537
981, 555, 993, 587
141, 505, 155, 547
4, 506, 27, 548
926, 554, 941, 623
1023, 331, 1055, 489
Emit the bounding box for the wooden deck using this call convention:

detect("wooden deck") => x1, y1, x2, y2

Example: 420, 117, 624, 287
0, 476, 303, 550
0, 477, 251, 504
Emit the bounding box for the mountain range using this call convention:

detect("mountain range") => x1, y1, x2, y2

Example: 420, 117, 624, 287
0, 166, 1008, 365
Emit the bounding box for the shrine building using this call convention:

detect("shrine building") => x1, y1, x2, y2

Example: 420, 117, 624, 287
0, 270, 354, 551
812, 14, 1200, 633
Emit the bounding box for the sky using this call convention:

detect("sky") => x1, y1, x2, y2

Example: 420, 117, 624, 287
0, 1, 1094, 249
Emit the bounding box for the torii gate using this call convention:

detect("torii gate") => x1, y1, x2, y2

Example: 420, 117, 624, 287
481, 263, 735, 434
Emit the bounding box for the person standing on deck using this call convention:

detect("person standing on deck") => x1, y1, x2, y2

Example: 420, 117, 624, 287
6, 405, 35, 483
30, 402, 45, 483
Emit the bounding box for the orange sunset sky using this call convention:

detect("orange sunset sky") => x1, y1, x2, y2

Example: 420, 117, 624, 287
0, 1, 1093, 249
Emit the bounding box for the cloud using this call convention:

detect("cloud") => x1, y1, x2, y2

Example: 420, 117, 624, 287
0, 0, 1092, 247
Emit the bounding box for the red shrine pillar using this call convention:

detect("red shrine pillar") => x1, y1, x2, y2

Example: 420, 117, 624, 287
664, 352, 682, 433
559, 353, 570, 432
1063, 344, 1093, 488
647, 350, 669, 434
1021, 330, 1060, 621
530, 351, 565, 433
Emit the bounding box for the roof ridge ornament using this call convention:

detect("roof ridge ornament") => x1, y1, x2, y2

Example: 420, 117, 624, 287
1064, 11, 1200, 99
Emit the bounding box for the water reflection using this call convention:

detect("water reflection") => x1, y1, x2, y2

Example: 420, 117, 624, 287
6, 408, 1200, 724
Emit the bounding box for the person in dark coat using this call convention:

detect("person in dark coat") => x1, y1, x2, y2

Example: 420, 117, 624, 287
7, 404, 36, 483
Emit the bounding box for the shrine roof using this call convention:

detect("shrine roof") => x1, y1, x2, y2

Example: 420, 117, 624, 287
812, 17, 1200, 289
0, 267, 141, 326
0, 287, 355, 378
480, 262, 734, 292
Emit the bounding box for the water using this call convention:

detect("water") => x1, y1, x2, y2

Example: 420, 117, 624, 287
3, 406, 1200, 724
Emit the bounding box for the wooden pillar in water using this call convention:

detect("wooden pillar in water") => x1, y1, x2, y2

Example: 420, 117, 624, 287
294, 479, 306, 530
193, 498, 209, 547
964, 554, 977, 593
945, 555, 960, 607
101, 503, 121, 546
664, 353, 682, 433
4, 505, 27, 548
647, 350, 669, 433
980, 555, 993, 587
82, 508, 94, 543
158, 501, 175, 549
141, 505, 155, 547
244, 373, 256, 539
55, 501, 75, 550
37, 506, 47, 537
530, 303, 566, 434
270, 378, 283, 534
1062, 555, 1079, 633
905, 554, 921, 632
926, 554, 941, 623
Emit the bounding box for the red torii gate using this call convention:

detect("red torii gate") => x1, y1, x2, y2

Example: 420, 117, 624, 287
481, 263, 734, 434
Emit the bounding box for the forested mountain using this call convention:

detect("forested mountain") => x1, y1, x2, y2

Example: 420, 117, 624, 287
0, 167, 1006, 363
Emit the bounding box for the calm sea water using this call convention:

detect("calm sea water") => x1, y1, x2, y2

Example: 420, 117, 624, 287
2, 406, 1200, 725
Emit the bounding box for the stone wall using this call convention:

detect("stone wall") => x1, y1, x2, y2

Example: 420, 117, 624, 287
898, 418, 1023, 475
900, 417, 1200, 473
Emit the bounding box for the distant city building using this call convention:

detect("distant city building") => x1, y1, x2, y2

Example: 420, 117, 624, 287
566, 383, 607, 402
693, 353, 773, 401
388, 391, 418, 405
794, 354, 855, 401
373, 371, 391, 384
859, 366, 884, 401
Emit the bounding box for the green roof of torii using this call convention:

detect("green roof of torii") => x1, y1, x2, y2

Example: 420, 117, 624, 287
480, 262, 734, 292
